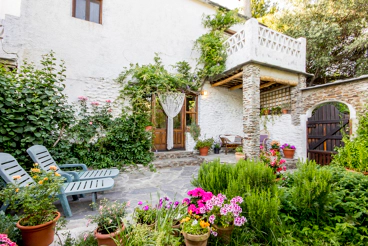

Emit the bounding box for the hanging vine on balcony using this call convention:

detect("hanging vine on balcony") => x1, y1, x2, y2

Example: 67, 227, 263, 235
195, 8, 244, 84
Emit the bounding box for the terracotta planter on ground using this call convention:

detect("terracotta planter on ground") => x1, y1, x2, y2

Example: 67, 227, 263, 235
16, 211, 60, 246
283, 149, 295, 159
198, 147, 209, 156
94, 224, 126, 246
183, 228, 211, 246
213, 224, 234, 244
235, 152, 244, 161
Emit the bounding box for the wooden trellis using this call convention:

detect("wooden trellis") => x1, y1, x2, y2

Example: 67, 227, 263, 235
260, 86, 291, 109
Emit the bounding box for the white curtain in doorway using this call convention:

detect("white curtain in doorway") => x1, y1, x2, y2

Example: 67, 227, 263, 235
158, 92, 185, 150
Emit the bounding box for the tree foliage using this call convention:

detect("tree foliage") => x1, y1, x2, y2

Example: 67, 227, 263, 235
251, 0, 277, 18
267, 0, 368, 85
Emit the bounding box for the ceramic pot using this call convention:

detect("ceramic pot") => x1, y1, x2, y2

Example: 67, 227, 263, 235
183, 228, 211, 246
16, 211, 60, 246
145, 126, 153, 131
172, 220, 181, 237
213, 224, 234, 244
214, 147, 220, 154
235, 152, 244, 161
199, 147, 209, 156
94, 224, 125, 246
283, 149, 295, 159
282, 109, 289, 114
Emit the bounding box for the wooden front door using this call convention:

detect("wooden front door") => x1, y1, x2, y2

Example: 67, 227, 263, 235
307, 104, 350, 165
152, 95, 185, 151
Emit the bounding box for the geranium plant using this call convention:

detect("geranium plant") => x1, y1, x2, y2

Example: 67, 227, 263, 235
186, 187, 213, 215
0, 234, 16, 246
270, 140, 280, 150
280, 143, 296, 149
0, 164, 64, 226
259, 148, 287, 177
87, 199, 127, 234
206, 194, 247, 228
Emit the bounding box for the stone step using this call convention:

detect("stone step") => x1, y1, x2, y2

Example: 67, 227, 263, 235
284, 158, 297, 169
154, 151, 196, 160
152, 157, 204, 169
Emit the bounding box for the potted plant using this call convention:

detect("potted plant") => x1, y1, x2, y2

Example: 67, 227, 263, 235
186, 188, 213, 215
206, 193, 247, 243
281, 103, 291, 114
280, 143, 296, 159
180, 212, 211, 246
261, 108, 271, 115
87, 199, 127, 246
270, 140, 280, 153
0, 164, 64, 246
235, 146, 244, 161
213, 143, 221, 154
271, 106, 282, 115
194, 138, 214, 156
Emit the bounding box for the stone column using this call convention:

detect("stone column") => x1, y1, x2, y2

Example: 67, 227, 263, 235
242, 64, 261, 159
290, 74, 307, 125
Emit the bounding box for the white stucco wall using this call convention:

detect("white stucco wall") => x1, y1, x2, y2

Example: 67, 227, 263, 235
260, 114, 304, 159
188, 83, 243, 150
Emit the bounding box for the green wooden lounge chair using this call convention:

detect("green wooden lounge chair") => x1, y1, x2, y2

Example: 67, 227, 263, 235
0, 153, 115, 217
27, 145, 119, 182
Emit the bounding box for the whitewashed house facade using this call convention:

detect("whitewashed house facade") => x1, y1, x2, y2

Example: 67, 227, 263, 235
0, 0, 308, 159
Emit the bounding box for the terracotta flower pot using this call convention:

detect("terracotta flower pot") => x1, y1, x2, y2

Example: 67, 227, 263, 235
94, 224, 126, 246
282, 109, 289, 114
183, 228, 211, 246
213, 224, 234, 244
172, 220, 181, 237
235, 152, 244, 161
283, 149, 295, 159
145, 126, 153, 131
198, 147, 209, 156
16, 211, 60, 246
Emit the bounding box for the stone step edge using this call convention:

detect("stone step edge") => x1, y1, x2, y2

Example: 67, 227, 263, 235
153, 157, 205, 169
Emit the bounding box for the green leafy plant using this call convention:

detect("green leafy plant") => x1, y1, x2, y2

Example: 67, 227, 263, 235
194, 138, 214, 150
87, 199, 127, 234
0, 211, 21, 245
180, 212, 210, 235
235, 146, 243, 153
188, 121, 201, 141
0, 53, 74, 168
0, 164, 64, 226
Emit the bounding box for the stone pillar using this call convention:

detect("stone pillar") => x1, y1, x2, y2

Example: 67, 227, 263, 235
242, 64, 261, 159
290, 74, 306, 125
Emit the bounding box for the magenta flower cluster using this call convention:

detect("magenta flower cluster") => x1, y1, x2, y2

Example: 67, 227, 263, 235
187, 187, 213, 215
0, 234, 16, 246
280, 143, 296, 149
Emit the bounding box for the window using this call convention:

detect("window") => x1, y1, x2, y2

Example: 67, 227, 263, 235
73, 0, 102, 24
185, 95, 198, 126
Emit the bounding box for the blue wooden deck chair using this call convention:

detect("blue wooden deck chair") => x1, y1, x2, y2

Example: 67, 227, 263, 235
27, 145, 119, 182
0, 153, 115, 217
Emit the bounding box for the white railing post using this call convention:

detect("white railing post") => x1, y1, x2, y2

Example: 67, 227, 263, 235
297, 37, 307, 72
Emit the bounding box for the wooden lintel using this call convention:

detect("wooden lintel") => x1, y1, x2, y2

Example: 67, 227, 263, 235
260, 76, 298, 86
260, 81, 276, 89
229, 84, 243, 90
212, 71, 243, 87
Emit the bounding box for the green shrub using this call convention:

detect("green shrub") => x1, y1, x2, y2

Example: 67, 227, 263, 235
245, 188, 281, 244
191, 159, 232, 194
0, 53, 74, 168
0, 211, 22, 244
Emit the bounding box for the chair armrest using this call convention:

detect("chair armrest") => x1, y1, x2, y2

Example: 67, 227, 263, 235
60, 173, 73, 182
63, 171, 80, 181
59, 164, 88, 171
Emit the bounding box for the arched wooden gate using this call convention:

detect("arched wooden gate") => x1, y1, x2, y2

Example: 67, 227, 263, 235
307, 104, 350, 165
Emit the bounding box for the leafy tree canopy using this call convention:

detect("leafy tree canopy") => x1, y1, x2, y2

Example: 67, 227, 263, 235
264, 0, 368, 86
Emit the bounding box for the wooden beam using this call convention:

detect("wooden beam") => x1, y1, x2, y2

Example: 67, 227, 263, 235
229, 84, 243, 90
260, 81, 276, 89
212, 72, 243, 87
260, 76, 298, 86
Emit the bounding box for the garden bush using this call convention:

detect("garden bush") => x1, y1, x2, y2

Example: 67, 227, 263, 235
0, 53, 74, 168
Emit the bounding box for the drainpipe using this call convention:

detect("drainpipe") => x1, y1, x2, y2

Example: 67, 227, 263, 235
241, 0, 252, 18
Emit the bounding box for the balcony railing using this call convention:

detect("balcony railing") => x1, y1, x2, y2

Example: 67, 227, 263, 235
223, 18, 306, 73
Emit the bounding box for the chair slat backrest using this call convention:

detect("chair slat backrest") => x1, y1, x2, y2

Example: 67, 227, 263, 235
0, 153, 34, 187
27, 145, 61, 172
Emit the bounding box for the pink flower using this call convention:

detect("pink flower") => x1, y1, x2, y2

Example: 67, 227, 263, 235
91, 101, 100, 106
143, 205, 149, 211
283, 166, 287, 171
182, 198, 190, 205
108, 108, 112, 113
138, 201, 143, 205
126, 201, 130, 207
271, 161, 276, 167
106, 99, 112, 103
209, 215, 216, 224
89, 122, 93, 125
78, 96, 88, 101
84, 233, 88, 241
279, 159, 286, 164
260, 145, 264, 149
211, 230, 218, 237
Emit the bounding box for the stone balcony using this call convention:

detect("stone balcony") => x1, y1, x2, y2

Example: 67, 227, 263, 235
224, 18, 306, 74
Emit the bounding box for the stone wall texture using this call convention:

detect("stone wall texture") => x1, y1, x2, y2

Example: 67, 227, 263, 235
242, 64, 261, 159
301, 77, 368, 115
